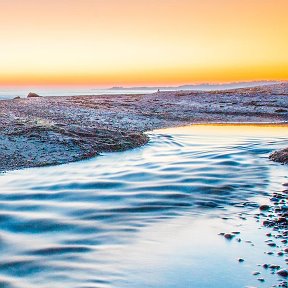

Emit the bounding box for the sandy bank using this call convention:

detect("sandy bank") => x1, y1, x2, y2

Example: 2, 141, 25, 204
1, 83, 288, 172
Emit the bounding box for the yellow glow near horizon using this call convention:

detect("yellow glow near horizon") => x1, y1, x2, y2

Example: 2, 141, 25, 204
0, 0, 287, 86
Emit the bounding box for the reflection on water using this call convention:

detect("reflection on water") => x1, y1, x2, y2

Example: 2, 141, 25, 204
0, 125, 287, 288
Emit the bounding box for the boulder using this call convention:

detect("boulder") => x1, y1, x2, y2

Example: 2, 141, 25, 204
13, 96, 21, 100
269, 148, 288, 164
27, 92, 41, 98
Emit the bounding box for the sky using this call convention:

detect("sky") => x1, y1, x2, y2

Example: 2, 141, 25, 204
0, 0, 287, 87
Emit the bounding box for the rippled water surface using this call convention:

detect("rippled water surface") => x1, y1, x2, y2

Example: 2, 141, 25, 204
1, 125, 288, 288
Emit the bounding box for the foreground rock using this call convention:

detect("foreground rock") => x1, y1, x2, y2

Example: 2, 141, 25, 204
0, 83, 288, 172
269, 148, 288, 164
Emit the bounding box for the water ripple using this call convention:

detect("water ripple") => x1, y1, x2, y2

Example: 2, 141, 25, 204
0, 125, 288, 288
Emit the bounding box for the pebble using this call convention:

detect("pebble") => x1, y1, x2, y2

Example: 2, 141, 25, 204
277, 269, 288, 278
270, 264, 280, 270
224, 233, 235, 240
238, 258, 245, 263
260, 204, 271, 211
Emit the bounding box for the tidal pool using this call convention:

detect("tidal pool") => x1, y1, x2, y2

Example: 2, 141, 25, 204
0, 124, 287, 288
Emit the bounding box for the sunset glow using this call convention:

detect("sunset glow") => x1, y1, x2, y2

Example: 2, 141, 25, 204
1, 0, 288, 86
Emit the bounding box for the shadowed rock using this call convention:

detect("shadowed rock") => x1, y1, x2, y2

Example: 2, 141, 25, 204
27, 92, 41, 98
269, 148, 288, 164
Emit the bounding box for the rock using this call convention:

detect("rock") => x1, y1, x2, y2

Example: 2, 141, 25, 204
277, 269, 288, 278
13, 96, 21, 100
259, 204, 271, 211
27, 92, 41, 98
224, 233, 235, 240
275, 109, 288, 113
277, 217, 287, 224
270, 264, 280, 270
238, 258, 244, 262
269, 148, 288, 165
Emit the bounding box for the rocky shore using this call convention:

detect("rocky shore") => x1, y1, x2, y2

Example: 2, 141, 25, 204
1, 83, 288, 172
219, 182, 288, 287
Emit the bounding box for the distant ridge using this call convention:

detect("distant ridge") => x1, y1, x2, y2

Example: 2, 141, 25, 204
109, 81, 282, 92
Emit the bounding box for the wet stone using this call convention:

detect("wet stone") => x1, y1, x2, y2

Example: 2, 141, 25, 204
224, 233, 235, 240
260, 205, 271, 211
238, 258, 245, 263
277, 269, 288, 278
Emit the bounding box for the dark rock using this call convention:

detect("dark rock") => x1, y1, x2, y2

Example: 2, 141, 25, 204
275, 109, 288, 113
238, 258, 244, 263
277, 269, 288, 278
277, 217, 287, 224
269, 148, 288, 165
13, 96, 21, 100
27, 92, 41, 98
224, 233, 235, 240
260, 204, 271, 211
270, 264, 280, 270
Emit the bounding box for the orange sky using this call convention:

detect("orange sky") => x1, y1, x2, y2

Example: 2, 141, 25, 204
0, 0, 287, 86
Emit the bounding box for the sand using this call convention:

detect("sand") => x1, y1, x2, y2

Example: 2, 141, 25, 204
0, 83, 288, 172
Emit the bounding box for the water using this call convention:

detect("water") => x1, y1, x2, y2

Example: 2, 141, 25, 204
0, 87, 155, 100
0, 125, 287, 288
0, 82, 277, 99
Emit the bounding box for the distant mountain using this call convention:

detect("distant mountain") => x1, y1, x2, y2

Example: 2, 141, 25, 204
109, 81, 281, 92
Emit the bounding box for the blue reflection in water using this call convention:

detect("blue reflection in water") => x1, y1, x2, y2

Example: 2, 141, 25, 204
0, 125, 287, 288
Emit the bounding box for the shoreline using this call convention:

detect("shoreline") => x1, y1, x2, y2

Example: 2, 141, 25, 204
1, 83, 288, 172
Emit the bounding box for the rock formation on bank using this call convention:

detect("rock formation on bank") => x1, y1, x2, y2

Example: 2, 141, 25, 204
269, 148, 288, 164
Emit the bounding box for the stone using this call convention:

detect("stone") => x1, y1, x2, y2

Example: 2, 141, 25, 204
238, 258, 244, 262
224, 233, 235, 240
259, 204, 270, 211
269, 148, 288, 165
27, 92, 41, 98
277, 269, 288, 278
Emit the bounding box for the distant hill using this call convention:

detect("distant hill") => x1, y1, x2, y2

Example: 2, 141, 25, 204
109, 81, 282, 92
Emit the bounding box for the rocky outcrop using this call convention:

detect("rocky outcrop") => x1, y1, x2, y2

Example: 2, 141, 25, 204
27, 92, 41, 98
269, 148, 288, 164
